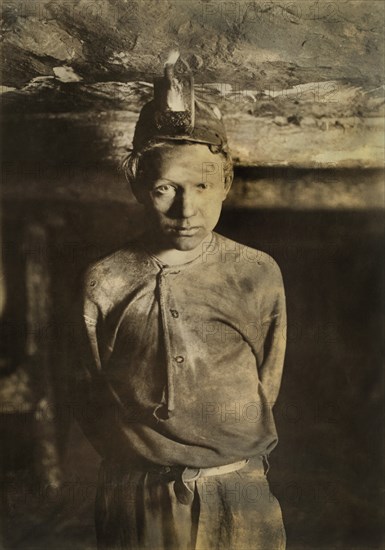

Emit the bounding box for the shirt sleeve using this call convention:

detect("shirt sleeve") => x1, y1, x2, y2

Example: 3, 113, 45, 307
71, 271, 127, 459
259, 261, 287, 408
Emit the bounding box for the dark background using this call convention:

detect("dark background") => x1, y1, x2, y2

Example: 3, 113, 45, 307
1, 184, 383, 550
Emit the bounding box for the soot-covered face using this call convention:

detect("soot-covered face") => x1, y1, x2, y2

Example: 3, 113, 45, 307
133, 143, 231, 251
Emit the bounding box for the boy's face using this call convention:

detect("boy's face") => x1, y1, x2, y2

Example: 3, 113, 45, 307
135, 144, 231, 251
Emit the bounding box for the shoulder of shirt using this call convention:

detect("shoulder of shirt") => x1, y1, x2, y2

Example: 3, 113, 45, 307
213, 232, 283, 279
82, 238, 151, 300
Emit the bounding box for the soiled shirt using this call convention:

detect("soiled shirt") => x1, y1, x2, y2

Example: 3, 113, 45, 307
75, 231, 287, 469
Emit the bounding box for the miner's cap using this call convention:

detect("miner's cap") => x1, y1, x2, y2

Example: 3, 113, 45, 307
132, 50, 228, 153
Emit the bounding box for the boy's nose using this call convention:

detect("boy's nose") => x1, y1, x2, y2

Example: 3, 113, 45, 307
179, 191, 197, 218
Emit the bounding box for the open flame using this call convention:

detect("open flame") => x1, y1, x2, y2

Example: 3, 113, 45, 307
164, 49, 180, 67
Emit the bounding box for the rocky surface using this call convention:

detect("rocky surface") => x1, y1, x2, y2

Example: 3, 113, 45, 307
1, 0, 384, 89
1, 79, 384, 169
1, 0, 384, 169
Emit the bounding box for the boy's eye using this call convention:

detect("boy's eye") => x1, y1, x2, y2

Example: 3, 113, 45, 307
197, 183, 208, 189
153, 184, 176, 196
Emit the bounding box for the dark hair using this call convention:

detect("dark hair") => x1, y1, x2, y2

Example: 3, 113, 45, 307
122, 140, 234, 189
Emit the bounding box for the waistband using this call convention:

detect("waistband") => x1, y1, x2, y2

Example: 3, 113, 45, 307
153, 458, 247, 478
149, 459, 248, 505
102, 455, 269, 506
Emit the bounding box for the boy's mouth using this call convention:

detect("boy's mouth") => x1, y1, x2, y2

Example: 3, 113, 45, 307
169, 226, 201, 236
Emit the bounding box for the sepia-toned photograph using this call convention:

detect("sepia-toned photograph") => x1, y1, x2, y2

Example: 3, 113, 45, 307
0, 1, 384, 549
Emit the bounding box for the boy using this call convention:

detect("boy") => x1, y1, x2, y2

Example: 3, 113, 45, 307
75, 52, 287, 549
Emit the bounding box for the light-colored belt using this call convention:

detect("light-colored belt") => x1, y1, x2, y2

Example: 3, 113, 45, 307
173, 459, 249, 505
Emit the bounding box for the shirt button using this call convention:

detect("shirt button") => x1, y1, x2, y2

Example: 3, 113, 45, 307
175, 355, 184, 364
170, 309, 179, 318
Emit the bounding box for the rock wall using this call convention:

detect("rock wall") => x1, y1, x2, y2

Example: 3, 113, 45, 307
1, 0, 384, 173
2, 0, 384, 88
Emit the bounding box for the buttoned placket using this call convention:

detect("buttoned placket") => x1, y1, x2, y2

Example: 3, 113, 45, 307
145, 236, 216, 422
155, 265, 183, 420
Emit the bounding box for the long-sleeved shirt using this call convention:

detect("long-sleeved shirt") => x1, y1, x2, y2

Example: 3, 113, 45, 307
75, 231, 287, 469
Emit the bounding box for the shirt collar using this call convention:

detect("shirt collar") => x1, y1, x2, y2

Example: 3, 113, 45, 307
141, 232, 217, 271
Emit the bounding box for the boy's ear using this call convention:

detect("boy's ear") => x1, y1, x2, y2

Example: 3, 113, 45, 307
222, 173, 234, 199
